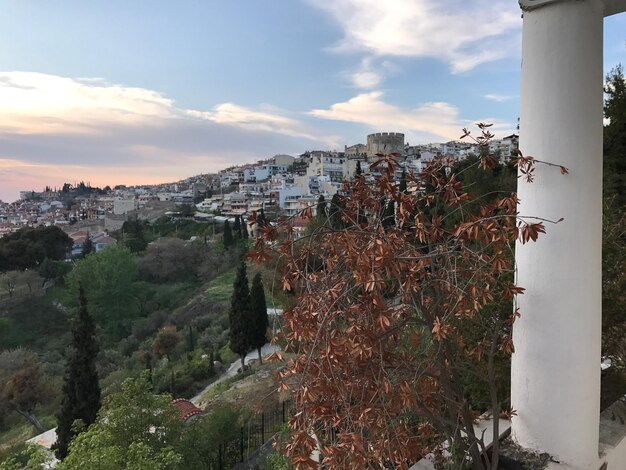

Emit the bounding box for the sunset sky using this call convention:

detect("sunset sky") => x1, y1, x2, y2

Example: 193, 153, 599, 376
1, 1, 624, 202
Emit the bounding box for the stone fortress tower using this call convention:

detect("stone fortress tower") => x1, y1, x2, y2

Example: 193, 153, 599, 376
366, 132, 404, 160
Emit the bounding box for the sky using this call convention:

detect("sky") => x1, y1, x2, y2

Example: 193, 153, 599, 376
0, 1, 624, 203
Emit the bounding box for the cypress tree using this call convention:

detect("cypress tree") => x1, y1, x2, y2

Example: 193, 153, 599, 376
242, 219, 249, 239
54, 286, 100, 459
229, 261, 251, 370
81, 233, 93, 258
316, 195, 327, 221
233, 215, 242, 239
329, 194, 344, 230
223, 220, 234, 250
257, 208, 268, 228
399, 169, 408, 194
383, 199, 395, 230
356, 160, 363, 176
249, 273, 269, 364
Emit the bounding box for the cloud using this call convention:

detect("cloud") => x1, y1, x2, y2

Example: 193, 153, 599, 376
348, 58, 399, 89
309, 91, 515, 143
0, 71, 338, 202
484, 94, 517, 102
350, 58, 385, 89
187, 103, 335, 143
307, 0, 521, 73
0, 72, 174, 135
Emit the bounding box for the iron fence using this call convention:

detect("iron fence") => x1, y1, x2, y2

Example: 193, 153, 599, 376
208, 399, 294, 470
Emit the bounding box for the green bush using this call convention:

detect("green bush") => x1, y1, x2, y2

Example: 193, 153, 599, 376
183, 350, 214, 382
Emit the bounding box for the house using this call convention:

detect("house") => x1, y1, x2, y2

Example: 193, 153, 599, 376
69, 231, 117, 257
171, 398, 204, 423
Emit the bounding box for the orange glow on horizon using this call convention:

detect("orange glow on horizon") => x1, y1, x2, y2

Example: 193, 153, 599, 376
0, 159, 220, 203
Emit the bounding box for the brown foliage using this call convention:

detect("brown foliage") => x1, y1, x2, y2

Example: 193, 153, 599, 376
252, 131, 560, 469
152, 325, 182, 360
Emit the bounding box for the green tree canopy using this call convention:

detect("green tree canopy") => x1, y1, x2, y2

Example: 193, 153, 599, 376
0, 226, 72, 271
56, 373, 183, 470
604, 64, 626, 207
121, 219, 148, 253
65, 244, 138, 340
49, 373, 243, 470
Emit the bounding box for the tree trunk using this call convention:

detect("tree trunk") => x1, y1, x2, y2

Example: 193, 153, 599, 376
15, 409, 45, 434
257, 347, 263, 364
240, 355, 246, 371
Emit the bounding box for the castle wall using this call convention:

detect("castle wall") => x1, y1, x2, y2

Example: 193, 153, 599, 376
366, 132, 404, 158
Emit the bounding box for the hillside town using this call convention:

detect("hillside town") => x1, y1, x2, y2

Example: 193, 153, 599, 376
0, 132, 519, 240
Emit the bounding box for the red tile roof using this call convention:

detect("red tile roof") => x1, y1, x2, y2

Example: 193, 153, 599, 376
171, 398, 204, 422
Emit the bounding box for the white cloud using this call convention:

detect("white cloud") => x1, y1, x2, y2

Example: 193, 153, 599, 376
0, 71, 335, 144
0, 71, 338, 202
187, 103, 338, 145
0, 72, 175, 134
484, 94, 517, 102
309, 91, 515, 142
348, 58, 400, 89
349, 58, 382, 89
307, 0, 521, 73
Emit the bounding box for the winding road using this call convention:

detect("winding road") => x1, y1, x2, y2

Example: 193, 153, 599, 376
190, 342, 280, 406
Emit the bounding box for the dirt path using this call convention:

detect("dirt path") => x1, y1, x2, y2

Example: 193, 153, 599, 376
190, 342, 280, 406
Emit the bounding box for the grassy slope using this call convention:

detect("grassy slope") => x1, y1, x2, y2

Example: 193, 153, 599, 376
0, 258, 284, 460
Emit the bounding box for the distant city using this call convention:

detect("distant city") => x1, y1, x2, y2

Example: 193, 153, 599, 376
0, 132, 519, 238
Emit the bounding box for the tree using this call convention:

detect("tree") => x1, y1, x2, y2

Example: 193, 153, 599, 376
242, 219, 249, 239
56, 373, 184, 470
316, 195, 327, 221
180, 203, 194, 218
1, 270, 42, 298
39, 257, 72, 287
179, 406, 241, 470
152, 326, 182, 361
121, 219, 148, 253
4, 357, 48, 433
229, 261, 251, 370
252, 136, 556, 469
355, 160, 363, 176
257, 208, 268, 228
328, 193, 344, 230
54, 286, 101, 459
399, 168, 407, 193
233, 215, 242, 239
0, 349, 50, 433
0, 226, 72, 271
137, 237, 211, 283
66, 244, 138, 340
223, 220, 234, 250
45, 373, 244, 470
0, 445, 53, 470
382, 198, 395, 230
601, 64, 626, 370
604, 64, 626, 207
81, 233, 94, 258
249, 272, 269, 363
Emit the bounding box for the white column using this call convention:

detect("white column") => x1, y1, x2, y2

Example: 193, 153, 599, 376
511, 1, 604, 468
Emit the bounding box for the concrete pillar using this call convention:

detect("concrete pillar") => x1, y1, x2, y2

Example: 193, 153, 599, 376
511, 1, 604, 468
